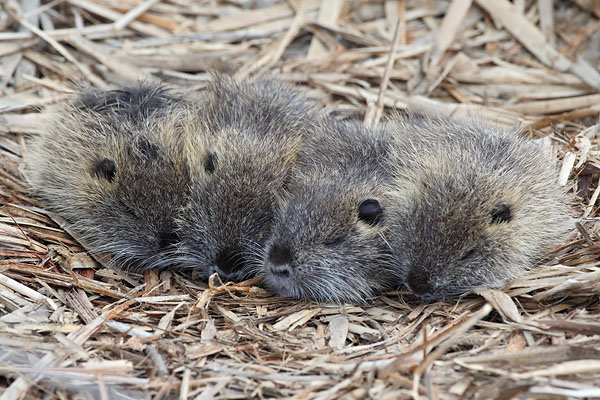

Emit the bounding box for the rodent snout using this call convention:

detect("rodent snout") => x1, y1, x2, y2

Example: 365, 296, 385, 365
266, 244, 293, 277
215, 247, 248, 276
157, 228, 179, 250
406, 265, 434, 298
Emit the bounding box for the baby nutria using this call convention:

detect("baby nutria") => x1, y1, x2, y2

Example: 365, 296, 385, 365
262, 115, 572, 303
387, 116, 572, 301
261, 118, 401, 303
173, 74, 320, 281
27, 75, 320, 281
27, 84, 193, 271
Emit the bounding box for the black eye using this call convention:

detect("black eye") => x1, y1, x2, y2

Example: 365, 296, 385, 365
93, 158, 116, 182
358, 198, 383, 226
204, 152, 217, 173
491, 202, 511, 224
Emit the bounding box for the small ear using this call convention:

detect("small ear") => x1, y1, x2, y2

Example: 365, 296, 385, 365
93, 158, 116, 182
204, 152, 217, 174
358, 198, 383, 226
491, 202, 511, 224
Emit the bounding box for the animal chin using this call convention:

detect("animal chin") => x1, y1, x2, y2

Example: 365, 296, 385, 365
207, 264, 230, 282
266, 275, 296, 298
277, 285, 292, 297
417, 292, 442, 303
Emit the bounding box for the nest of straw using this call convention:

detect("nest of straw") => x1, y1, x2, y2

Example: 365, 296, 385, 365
1, 0, 600, 399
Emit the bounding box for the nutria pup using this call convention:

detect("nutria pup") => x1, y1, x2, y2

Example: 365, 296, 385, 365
261, 118, 400, 303
26, 84, 193, 271
27, 76, 318, 279
173, 74, 320, 281
261, 115, 572, 303
387, 116, 573, 301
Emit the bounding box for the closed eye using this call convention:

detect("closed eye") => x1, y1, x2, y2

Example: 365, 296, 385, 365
460, 248, 476, 261
324, 236, 345, 247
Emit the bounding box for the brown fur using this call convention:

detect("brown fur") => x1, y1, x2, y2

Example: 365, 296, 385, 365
260, 119, 398, 303
26, 85, 194, 270
386, 115, 573, 301
172, 74, 320, 280
261, 114, 573, 303
27, 76, 320, 280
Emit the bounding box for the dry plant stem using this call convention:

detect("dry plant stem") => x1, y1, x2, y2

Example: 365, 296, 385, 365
583, 176, 600, 218
66, 34, 157, 83
0, 1, 598, 398
475, 0, 600, 88
574, 222, 594, 246
0, 299, 137, 399
0, 24, 119, 41
113, 0, 162, 31
67, 0, 169, 37
307, 0, 344, 58
5, 3, 107, 89
106, 321, 168, 375
236, 2, 307, 77
364, 20, 402, 129
0, 271, 57, 309
537, 0, 556, 48
426, 0, 472, 73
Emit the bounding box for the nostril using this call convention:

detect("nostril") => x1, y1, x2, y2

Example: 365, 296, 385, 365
268, 262, 292, 278
268, 244, 293, 266
215, 248, 247, 275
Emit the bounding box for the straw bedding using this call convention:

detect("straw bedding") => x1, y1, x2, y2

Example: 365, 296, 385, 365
1, 0, 599, 399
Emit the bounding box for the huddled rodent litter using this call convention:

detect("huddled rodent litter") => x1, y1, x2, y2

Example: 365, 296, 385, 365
27, 76, 573, 303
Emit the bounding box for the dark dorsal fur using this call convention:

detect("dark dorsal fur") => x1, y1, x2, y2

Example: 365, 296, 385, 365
261, 118, 400, 303
386, 115, 573, 301
27, 84, 193, 271
174, 74, 321, 281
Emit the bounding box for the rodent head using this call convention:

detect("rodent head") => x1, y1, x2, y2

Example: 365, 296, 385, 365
76, 109, 191, 270
175, 127, 302, 281
394, 171, 526, 301
389, 117, 572, 302
173, 74, 317, 281
262, 174, 399, 304
28, 85, 191, 271
261, 120, 396, 303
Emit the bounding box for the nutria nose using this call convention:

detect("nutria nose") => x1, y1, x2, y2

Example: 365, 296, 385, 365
215, 248, 247, 275
158, 228, 179, 250
267, 244, 293, 277
268, 244, 292, 265
406, 265, 433, 297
